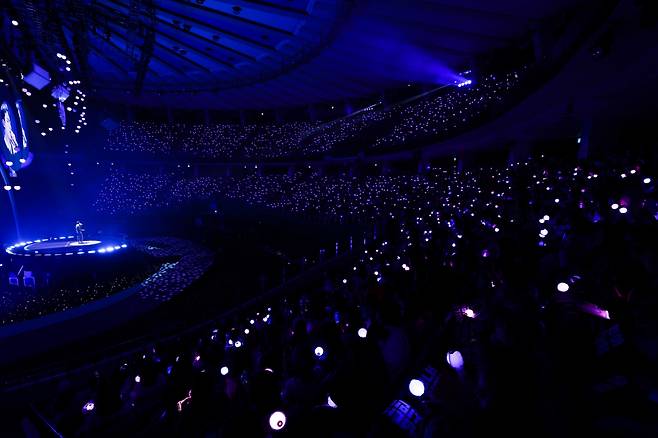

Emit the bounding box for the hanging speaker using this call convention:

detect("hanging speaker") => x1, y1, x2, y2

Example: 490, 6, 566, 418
24, 63, 51, 90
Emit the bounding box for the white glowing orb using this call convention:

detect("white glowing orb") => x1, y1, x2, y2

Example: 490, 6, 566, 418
619, 207, 628, 214
643, 177, 651, 184
314, 346, 324, 357
446, 350, 464, 370
220, 366, 229, 376
409, 379, 425, 397
611, 203, 619, 210
269, 411, 286, 430
557, 282, 569, 293
358, 328, 368, 338
135, 375, 141, 383
327, 395, 338, 408
463, 308, 475, 318
82, 401, 95, 412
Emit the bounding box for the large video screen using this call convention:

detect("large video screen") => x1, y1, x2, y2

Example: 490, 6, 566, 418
1, 86, 32, 173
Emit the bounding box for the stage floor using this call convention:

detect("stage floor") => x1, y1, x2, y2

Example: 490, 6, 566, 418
23, 240, 102, 251
6, 237, 126, 256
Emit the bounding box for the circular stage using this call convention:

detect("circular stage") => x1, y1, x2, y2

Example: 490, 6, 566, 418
6, 236, 127, 256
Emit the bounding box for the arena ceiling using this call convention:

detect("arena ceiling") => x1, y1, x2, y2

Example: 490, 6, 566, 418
1, 0, 595, 109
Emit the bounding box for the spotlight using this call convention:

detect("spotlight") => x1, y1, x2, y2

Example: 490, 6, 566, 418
269, 411, 286, 431
611, 203, 619, 210
463, 307, 475, 318
3, 185, 11, 191
82, 401, 95, 412
220, 366, 229, 376
644, 177, 651, 184
13, 186, 20, 191
357, 328, 368, 338
5, 161, 13, 166
314, 346, 324, 357
135, 375, 141, 383
619, 207, 628, 214
327, 395, 338, 408
11, 20, 18, 26
557, 282, 569, 293
408, 379, 425, 397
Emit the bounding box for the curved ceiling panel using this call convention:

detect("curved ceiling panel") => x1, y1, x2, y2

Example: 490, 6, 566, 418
1, 0, 596, 108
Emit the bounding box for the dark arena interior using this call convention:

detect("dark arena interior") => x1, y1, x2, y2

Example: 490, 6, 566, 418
1, 0, 658, 436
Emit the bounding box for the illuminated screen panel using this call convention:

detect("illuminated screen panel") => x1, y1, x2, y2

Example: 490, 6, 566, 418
0, 85, 33, 173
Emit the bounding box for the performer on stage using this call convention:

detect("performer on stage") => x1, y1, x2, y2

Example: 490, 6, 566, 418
75, 220, 85, 243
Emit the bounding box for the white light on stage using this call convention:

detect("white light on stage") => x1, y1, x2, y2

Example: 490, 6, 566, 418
644, 178, 651, 184
314, 346, 324, 357
358, 328, 368, 338
463, 307, 475, 318
327, 395, 338, 408
13, 186, 20, 191
269, 411, 286, 431
135, 375, 141, 383
619, 207, 628, 214
220, 366, 229, 376
3, 185, 11, 191
611, 203, 619, 210
557, 282, 569, 293
5, 160, 13, 166
82, 401, 95, 412
409, 379, 425, 397
11, 20, 18, 26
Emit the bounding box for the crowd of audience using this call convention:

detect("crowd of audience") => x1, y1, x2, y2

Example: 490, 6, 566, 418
133, 237, 214, 303
26, 152, 658, 435
372, 69, 525, 149
0, 238, 213, 326
0, 271, 136, 327
0, 252, 156, 326
104, 67, 528, 161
